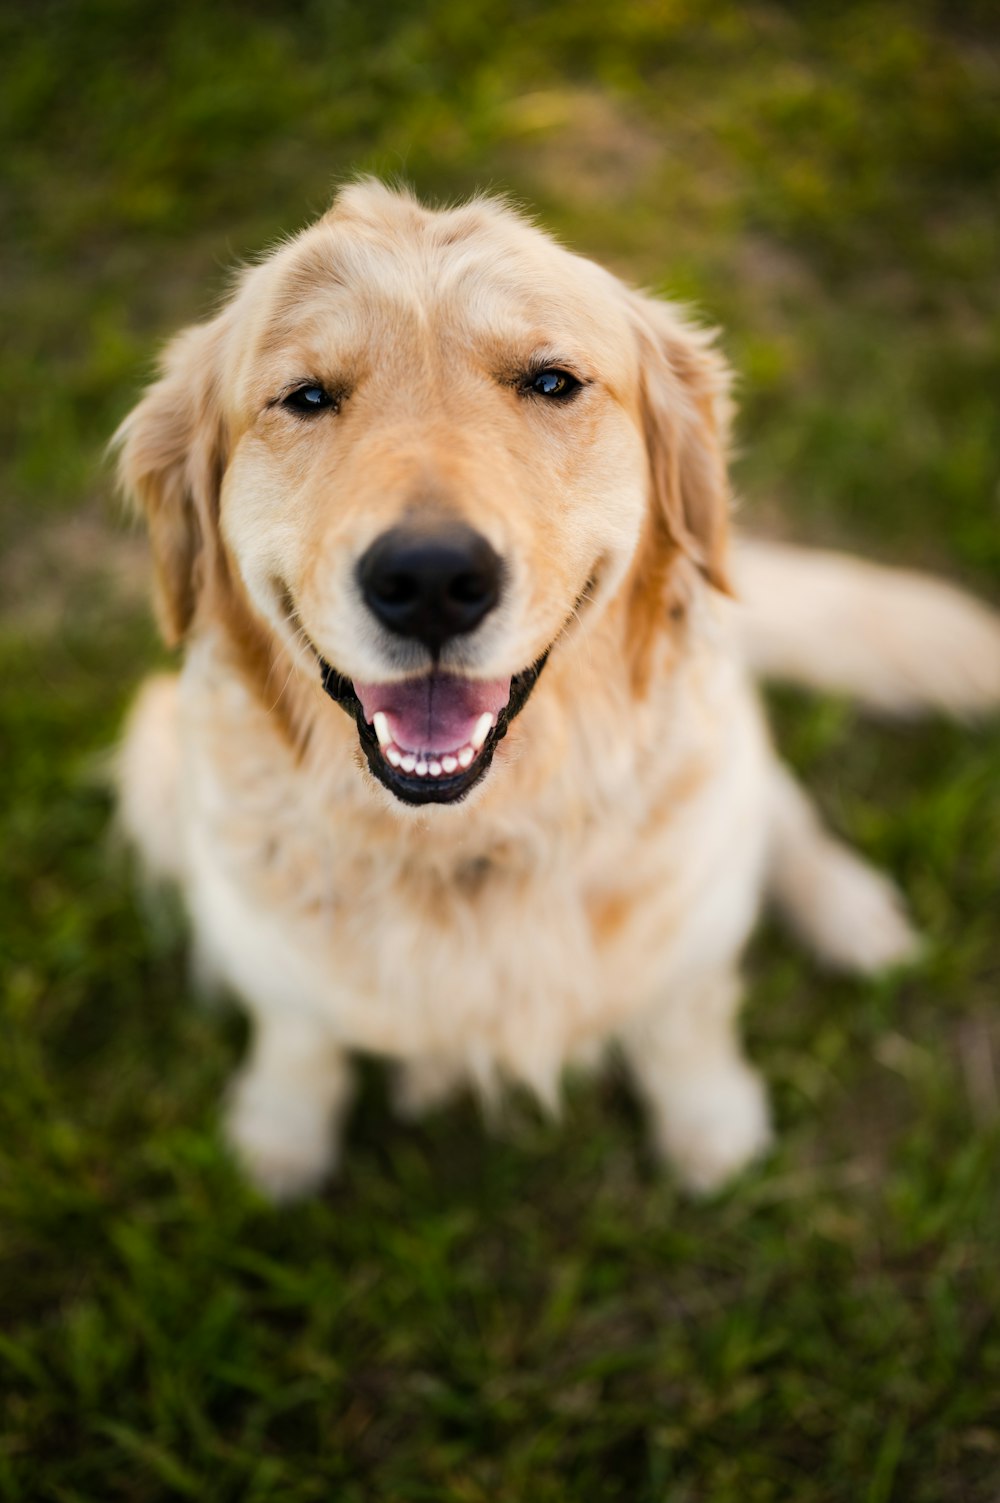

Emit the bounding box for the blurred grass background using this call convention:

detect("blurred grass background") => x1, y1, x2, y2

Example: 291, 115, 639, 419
1, 2, 999, 1498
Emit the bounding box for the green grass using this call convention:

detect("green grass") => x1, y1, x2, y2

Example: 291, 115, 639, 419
2, 2, 999, 1497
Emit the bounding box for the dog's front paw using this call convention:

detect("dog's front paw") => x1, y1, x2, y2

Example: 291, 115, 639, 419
223, 1073, 339, 1202
651, 1062, 773, 1195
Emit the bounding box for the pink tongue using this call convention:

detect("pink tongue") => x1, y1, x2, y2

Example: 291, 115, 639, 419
353, 672, 512, 755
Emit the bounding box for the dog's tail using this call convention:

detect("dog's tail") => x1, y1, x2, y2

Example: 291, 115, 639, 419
733, 538, 1000, 717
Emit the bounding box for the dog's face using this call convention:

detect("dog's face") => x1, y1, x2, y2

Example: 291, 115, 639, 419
117, 182, 733, 807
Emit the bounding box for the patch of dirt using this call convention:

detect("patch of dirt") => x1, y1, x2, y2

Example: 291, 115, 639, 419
1, 507, 151, 636
954, 1013, 1000, 1126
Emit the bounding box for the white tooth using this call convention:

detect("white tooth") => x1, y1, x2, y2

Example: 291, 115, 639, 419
415, 760, 428, 776
386, 746, 402, 767
373, 712, 391, 747
428, 760, 442, 777
471, 712, 493, 750
441, 755, 458, 774
458, 746, 474, 768
400, 754, 416, 773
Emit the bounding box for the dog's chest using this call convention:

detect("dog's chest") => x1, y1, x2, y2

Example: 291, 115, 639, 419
181, 656, 768, 1083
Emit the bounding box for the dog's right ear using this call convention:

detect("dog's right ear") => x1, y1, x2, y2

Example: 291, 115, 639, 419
114, 317, 230, 645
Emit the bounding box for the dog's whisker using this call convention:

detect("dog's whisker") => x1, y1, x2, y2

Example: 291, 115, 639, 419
249, 607, 317, 721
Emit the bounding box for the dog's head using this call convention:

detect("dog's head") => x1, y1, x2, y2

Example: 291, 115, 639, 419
116, 181, 733, 806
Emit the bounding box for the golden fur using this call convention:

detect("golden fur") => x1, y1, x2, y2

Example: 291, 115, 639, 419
115, 182, 1000, 1199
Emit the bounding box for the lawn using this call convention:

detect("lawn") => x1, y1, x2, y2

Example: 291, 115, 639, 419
1, 2, 999, 1498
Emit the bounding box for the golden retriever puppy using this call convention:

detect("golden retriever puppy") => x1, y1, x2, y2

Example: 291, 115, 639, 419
115, 181, 1000, 1199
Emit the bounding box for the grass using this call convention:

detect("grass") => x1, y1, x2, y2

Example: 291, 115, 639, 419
1, 2, 999, 1497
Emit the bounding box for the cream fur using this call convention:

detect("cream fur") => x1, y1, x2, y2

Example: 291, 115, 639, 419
114, 182, 998, 1199
734, 538, 1000, 718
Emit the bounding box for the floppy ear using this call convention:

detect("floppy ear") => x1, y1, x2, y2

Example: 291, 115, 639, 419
627, 290, 734, 596
114, 318, 230, 645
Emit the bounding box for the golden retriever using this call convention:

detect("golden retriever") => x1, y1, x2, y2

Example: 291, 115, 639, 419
115, 180, 1000, 1199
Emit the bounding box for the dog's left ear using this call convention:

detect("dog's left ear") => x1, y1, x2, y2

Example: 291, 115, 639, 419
627, 290, 734, 596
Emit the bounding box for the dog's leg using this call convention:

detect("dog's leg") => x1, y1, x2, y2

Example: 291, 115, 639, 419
767, 761, 922, 975
622, 971, 771, 1194
223, 1012, 353, 1202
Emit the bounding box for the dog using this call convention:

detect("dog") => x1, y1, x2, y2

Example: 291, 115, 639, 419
114, 180, 1000, 1200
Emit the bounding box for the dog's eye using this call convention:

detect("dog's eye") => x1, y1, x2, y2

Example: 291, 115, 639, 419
524, 368, 581, 401
282, 384, 338, 416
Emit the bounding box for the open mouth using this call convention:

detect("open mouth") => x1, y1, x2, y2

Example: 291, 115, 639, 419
318, 655, 549, 805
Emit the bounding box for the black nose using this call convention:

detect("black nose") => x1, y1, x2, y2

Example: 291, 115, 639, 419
358, 525, 503, 654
